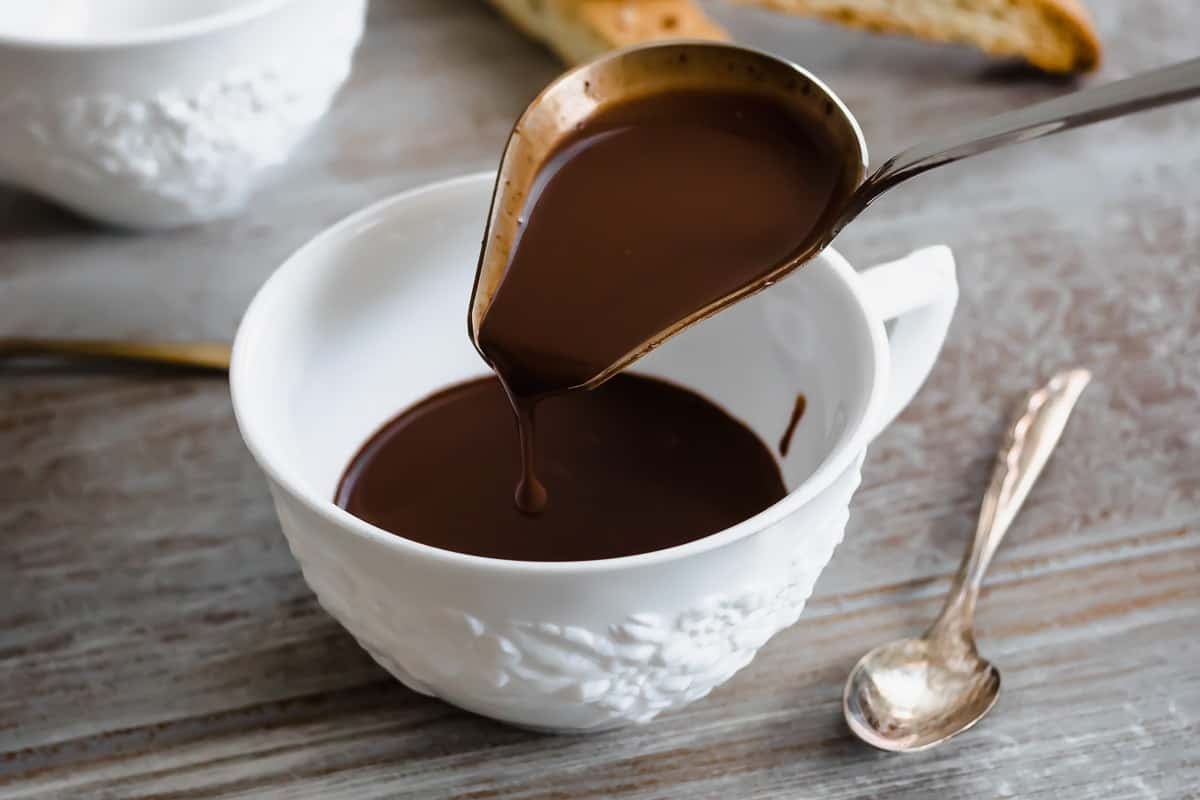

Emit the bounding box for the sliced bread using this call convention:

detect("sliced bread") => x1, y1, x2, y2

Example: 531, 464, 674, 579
485, 0, 729, 65
731, 0, 1101, 72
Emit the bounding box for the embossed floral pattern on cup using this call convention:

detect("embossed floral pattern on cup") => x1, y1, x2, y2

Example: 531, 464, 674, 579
0, 0, 366, 228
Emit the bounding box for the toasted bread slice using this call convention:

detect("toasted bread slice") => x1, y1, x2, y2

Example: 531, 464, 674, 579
485, 0, 730, 65
732, 0, 1100, 72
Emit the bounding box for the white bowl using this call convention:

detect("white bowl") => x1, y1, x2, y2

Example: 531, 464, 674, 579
231, 174, 958, 731
0, 0, 366, 229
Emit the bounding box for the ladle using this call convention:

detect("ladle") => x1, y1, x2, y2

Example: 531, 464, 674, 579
470, 43, 1200, 390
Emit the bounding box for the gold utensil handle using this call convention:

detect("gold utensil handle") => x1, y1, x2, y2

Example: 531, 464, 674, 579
0, 338, 231, 371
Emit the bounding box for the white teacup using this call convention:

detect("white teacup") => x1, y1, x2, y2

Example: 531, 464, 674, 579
231, 173, 958, 732
0, 0, 366, 229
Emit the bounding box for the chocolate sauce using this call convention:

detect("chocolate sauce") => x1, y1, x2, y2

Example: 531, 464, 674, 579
779, 392, 807, 458
476, 89, 845, 511
335, 374, 786, 561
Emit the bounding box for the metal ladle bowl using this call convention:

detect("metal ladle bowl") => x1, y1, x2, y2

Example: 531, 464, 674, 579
468, 41, 869, 389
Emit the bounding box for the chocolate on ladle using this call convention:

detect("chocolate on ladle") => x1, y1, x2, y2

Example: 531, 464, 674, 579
475, 87, 847, 512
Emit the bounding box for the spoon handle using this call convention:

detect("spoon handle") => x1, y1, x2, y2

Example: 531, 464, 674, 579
841, 57, 1200, 226
931, 368, 1091, 636
0, 338, 231, 371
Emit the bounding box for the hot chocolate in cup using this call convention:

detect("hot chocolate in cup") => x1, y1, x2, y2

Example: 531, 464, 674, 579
231, 173, 957, 732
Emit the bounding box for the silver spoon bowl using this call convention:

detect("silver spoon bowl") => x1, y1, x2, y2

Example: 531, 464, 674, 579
844, 628, 1001, 752
844, 368, 1091, 752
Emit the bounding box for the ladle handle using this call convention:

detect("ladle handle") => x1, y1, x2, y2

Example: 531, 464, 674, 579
929, 368, 1091, 639
839, 57, 1200, 228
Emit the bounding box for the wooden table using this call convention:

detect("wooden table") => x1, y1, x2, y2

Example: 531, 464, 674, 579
2, 2, 1198, 797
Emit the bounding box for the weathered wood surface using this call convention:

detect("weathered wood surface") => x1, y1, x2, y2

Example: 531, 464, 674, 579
2, 1, 1198, 798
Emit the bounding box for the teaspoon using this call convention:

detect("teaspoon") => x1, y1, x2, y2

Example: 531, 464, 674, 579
843, 368, 1091, 752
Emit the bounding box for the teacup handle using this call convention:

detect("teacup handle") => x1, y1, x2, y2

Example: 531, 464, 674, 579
859, 245, 959, 436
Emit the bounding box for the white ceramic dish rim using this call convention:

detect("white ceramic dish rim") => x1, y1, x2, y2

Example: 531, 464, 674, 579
0, 0, 298, 50
230, 171, 892, 575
